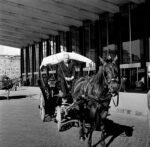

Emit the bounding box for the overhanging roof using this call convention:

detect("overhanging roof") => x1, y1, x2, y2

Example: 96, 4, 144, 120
0, 0, 145, 48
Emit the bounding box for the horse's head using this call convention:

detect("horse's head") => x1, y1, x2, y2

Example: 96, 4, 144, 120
99, 56, 120, 95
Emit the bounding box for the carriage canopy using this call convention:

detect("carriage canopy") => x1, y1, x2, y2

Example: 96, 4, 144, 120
40, 51, 95, 69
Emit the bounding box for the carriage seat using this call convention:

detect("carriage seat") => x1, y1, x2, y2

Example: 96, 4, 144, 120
54, 90, 64, 97
48, 79, 56, 88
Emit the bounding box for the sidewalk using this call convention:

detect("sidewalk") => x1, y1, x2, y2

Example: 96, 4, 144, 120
0, 86, 41, 99
107, 112, 150, 147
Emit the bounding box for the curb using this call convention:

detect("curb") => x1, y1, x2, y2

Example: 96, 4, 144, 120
110, 108, 147, 118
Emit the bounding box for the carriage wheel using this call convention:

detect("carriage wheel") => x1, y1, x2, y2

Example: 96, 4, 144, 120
148, 104, 150, 133
56, 106, 62, 131
147, 92, 150, 132
39, 92, 45, 121
148, 110, 150, 133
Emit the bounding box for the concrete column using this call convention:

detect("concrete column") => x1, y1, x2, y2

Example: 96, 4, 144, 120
56, 35, 60, 53
38, 41, 43, 81
143, 0, 150, 89
95, 19, 103, 72
79, 26, 85, 76
39, 41, 43, 67
66, 31, 72, 52
26, 46, 29, 78
32, 44, 35, 86
25, 46, 30, 86
46, 39, 51, 56
114, 13, 123, 80
20, 48, 24, 79
49, 36, 52, 56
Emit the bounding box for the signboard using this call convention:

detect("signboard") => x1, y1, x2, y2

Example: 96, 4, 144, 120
120, 63, 141, 69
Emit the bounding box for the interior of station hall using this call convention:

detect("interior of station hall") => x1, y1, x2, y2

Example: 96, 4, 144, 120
19, 0, 150, 92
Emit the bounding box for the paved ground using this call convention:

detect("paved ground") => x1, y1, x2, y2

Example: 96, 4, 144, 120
0, 87, 150, 147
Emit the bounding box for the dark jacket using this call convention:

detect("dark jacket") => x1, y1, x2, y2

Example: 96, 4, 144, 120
57, 61, 75, 80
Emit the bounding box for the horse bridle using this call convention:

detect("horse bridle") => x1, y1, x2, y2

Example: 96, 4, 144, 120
102, 64, 122, 107
102, 65, 120, 96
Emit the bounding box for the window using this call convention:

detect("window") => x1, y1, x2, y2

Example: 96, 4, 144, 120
71, 27, 79, 53
101, 14, 117, 60
60, 32, 67, 52
120, 3, 146, 92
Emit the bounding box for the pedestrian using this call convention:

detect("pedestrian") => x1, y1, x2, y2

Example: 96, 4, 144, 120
121, 76, 127, 92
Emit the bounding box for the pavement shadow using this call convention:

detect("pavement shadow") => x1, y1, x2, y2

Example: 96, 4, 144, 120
0, 94, 37, 100
0, 95, 27, 100
93, 119, 134, 147
13, 88, 26, 91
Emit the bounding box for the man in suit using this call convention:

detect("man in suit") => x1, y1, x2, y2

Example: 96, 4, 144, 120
57, 54, 75, 103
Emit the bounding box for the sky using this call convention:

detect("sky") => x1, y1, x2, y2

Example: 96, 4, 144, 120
0, 45, 20, 55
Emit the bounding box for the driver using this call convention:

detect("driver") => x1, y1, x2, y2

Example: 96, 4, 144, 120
57, 54, 75, 104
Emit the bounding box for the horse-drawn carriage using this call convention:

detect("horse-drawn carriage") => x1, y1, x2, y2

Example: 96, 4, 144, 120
38, 52, 120, 147
0, 75, 20, 99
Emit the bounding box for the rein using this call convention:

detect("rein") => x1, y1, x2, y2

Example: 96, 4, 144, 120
111, 77, 123, 107
102, 66, 109, 86
102, 66, 121, 107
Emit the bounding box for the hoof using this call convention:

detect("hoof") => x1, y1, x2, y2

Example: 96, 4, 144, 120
79, 136, 85, 142
53, 118, 58, 123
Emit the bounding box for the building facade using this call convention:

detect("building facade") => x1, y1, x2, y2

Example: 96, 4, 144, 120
0, 55, 20, 79
21, 1, 150, 92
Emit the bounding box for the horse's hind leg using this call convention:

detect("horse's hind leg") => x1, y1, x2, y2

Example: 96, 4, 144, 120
78, 100, 86, 141
79, 120, 86, 141
100, 131, 106, 147
100, 123, 106, 147
88, 130, 93, 147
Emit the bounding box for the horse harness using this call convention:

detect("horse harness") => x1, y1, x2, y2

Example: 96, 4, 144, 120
79, 66, 119, 108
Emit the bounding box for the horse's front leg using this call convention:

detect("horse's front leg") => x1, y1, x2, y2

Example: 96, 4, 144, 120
88, 129, 93, 147
98, 109, 108, 147
78, 100, 86, 141
79, 119, 86, 141
100, 121, 106, 147
101, 130, 106, 147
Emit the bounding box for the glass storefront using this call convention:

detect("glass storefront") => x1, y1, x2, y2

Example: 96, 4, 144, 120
101, 14, 117, 60
119, 3, 147, 92
60, 32, 67, 52
71, 27, 79, 53
83, 21, 97, 67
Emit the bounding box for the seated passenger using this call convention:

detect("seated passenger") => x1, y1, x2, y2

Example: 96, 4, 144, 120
57, 54, 75, 104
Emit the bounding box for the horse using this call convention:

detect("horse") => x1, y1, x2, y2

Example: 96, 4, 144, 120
72, 56, 120, 147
